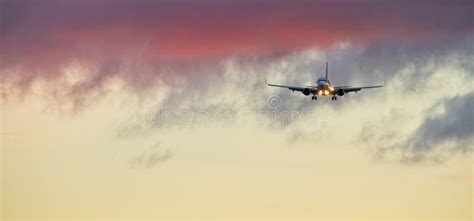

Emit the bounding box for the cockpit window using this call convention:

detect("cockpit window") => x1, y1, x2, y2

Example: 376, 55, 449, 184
317, 77, 327, 83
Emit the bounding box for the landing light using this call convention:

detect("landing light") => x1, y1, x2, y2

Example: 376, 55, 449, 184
324, 90, 330, 96
329, 86, 334, 91
318, 90, 323, 96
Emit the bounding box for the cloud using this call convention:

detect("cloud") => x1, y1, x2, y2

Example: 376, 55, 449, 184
1, 0, 472, 164
1, 0, 472, 70
406, 92, 474, 154
129, 143, 174, 169
360, 92, 474, 163
1, 0, 472, 110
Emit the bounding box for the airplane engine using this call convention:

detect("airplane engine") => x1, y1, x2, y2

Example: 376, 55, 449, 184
302, 88, 311, 96
337, 89, 345, 96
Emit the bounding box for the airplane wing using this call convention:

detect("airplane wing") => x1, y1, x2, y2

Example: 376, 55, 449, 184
266, 79, 316, 93
267, 83, 314, 92
334, 85, 383, 93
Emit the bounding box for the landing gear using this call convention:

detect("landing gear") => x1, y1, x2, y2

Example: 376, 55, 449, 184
311, 96, 317, 101
331, 96, 338, 101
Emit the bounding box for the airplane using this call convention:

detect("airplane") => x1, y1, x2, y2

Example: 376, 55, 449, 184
266, 62, 384, 101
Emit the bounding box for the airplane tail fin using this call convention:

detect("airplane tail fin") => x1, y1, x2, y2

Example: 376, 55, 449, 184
325, 62, 329, 79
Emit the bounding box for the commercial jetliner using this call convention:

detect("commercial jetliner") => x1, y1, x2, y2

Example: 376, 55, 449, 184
266, 62, 384, 100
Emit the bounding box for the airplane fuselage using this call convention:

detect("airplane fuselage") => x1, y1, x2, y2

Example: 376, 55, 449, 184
315, 77, 334, 96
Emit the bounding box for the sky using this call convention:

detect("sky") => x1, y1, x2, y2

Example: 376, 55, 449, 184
1, 0, 473, 220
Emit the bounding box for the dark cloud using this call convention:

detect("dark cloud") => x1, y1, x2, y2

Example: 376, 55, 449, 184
256, 36, 473, 111
354, 36, 474, 89
50, 35, 470, 143
1, 0, 472, 110
407, 92, 474, 153
361, 92, 474, 163
1, 0, 472, 69
1, 1, 473, 164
